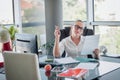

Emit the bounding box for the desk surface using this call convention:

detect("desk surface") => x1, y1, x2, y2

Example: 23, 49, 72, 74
39, 60, 120, 80
0, 55, 120, 80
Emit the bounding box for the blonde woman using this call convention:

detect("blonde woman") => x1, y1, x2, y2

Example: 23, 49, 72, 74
53, 20, 99, 59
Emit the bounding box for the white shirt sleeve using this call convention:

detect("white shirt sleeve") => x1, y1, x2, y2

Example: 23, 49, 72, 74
59, 39, 65, 57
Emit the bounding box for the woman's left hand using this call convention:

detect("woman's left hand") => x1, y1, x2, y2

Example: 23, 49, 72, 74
93, 49, 100, 59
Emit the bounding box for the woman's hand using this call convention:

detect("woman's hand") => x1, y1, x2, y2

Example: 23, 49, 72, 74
54, 26, 61, 41
93, 49, 100, 59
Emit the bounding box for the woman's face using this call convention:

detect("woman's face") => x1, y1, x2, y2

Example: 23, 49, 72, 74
71, 21, 84, 37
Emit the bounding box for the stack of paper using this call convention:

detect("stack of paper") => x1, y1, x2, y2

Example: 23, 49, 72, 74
75, 62, 99, 70
0, 53, 4, 67
57, 68, 88, 78
54, 57, 79, 65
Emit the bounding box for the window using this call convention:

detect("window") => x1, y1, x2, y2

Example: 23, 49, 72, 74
21, 0, 46, 47
0, 0, 14, 24
94, 0, 120, 55
95, 26, 120, 54
63, 0, 87, 21
21, 0, 45, 35
94, 0, 120, 21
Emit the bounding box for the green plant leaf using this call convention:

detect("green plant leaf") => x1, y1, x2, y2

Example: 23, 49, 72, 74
2, 25, 18, 40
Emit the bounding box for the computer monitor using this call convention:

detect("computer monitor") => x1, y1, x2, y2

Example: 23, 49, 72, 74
15, 33, 38, 55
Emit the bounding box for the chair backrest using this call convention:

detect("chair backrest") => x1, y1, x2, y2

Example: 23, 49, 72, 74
15, 33, 38, 54
60, 27, 94, 41
3, 51, 41, 80
60, 27, 94, 57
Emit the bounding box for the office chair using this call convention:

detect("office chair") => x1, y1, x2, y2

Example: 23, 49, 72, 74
15, 33, 38, 55
3, 51, 41, 80
60, 27, 94, 58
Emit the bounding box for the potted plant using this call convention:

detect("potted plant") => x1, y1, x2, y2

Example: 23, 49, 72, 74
3, 25, 18, 40
2, 25, 18, 49
41, 40, 54, 56
0, 28, 12, 52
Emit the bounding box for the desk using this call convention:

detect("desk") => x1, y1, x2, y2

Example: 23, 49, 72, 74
38, 60, 120, 80
0, 56, 120, 80
0, 74, 5, 80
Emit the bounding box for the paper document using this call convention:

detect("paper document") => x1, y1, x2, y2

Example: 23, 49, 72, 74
0, 53, 4, 62
65, 78, 75, 80
75, 62, 99, 69
54, 57, 79, 64
0, 53, 4, 67
81, 35, 100, 55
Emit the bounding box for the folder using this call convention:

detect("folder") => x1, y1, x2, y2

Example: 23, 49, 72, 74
57, 68, 88, 78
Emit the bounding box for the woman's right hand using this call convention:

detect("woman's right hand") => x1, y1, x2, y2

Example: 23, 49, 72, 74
54, 26, 61, 40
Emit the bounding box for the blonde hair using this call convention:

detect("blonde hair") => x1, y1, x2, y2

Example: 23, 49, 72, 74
76, 20, 83, 23
69, 20, 83, 35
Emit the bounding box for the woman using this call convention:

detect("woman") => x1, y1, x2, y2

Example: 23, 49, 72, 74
53, 20, 99, 59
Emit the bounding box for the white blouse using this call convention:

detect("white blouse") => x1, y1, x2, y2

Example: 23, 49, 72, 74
59, 36, 88, 58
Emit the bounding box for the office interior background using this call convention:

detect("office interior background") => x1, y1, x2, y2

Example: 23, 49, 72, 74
0, 0, 120, 56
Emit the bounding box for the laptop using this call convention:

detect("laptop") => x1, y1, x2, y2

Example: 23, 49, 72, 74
3, 51, 41, 80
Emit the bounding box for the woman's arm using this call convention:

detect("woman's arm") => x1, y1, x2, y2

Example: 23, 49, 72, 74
53, 27, 61, 57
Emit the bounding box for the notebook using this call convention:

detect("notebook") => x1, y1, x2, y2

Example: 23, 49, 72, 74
57, 68, 88, 78
3, 51, 41, 80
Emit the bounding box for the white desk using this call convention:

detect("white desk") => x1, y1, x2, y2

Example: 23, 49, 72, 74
0, 74, 5, 80
1, 54, 120, 80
